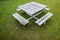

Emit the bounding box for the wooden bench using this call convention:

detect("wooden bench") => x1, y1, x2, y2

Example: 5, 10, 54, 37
35, 12, 53, 26
12, 13, 29, 25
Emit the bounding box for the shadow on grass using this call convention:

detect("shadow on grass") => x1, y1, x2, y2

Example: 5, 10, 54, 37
14, 18, 47, 30
13, 9, 53, 30
17, 10, 30, 19
36, 10, 48, 19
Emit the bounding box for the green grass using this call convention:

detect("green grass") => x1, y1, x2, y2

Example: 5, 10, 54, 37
0, 0, 60, 40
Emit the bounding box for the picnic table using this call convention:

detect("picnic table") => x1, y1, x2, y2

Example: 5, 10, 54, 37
12, 2, 53, 26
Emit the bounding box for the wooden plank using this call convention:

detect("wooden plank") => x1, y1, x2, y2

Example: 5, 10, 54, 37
31, 2, 47, 10
20, 5, 35, 14
28, 4, 40, 12
17, 2, 47, 15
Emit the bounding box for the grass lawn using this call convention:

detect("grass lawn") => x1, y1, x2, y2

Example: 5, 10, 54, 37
0, 0, 60, 40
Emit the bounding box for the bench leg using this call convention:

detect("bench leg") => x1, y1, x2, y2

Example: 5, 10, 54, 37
20, 22, 22, 25
20, 22, 26, 25
44, 21, 46, 24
